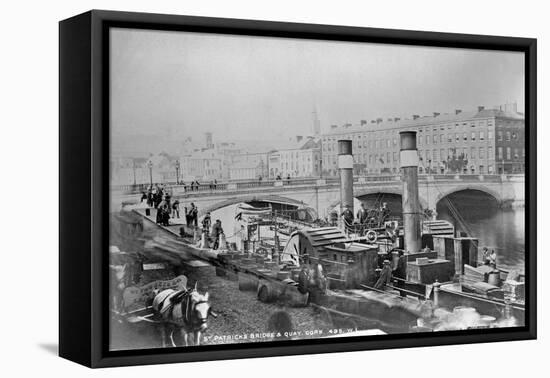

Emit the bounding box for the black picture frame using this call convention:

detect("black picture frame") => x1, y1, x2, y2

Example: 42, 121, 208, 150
59, 9, 537, 368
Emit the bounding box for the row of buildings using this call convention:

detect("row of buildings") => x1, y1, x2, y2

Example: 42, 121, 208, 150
321, 103, 525, 176
110, 103, 525, 186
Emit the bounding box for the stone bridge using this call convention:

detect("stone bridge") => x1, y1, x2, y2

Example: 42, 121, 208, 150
112, 174, 525, 218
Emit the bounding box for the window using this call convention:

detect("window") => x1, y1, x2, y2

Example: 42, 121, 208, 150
498, 147, 503, 160
480, 131, 485, 141
433, 149, 438, 161
433, 135, 437, 144
506, 132, 511, 141
506, 147, 512, 160
387, 152, 391, 164
426, 135, 430, 145
512, 132, 518, 140
479, 147, 485, 159
440, 134, 445, 143
418, 136, 422, 146
456, 133, 460, 142
440, 149, 446, 160
426, 150, 431, 161
471, 132, 476, 141
514, 148, 519, 160
497, 131, 503, 141
463, 132, 468, 141
447, 134, 453, 143
488, 131, 493, 140
488, 147, 493, 158
393, 152, 397, 162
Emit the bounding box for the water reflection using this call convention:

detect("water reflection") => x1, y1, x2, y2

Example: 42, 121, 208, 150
437, 191, 525, 272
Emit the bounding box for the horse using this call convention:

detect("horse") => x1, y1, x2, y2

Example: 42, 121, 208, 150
152, 284, 216, 347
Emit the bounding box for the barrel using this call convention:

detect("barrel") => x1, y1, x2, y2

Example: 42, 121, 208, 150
257, 282, 276, 302
488, 270, 500, 286
238, 272, 258, 291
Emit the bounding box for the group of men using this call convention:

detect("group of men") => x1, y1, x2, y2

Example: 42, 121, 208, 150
177, 179, 221, 192
140, 185, 199, 228
201, 212, 225, 250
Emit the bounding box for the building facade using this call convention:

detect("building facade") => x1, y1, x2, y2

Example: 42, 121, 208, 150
321, 106, 524, 176
180, 149, 223, 181
278, 137, 322, 178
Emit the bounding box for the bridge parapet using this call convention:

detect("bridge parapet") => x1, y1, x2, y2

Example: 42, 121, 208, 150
111, 174, 520, 196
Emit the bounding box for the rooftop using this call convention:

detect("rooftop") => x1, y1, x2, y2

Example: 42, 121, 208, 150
325, 107, 524, 136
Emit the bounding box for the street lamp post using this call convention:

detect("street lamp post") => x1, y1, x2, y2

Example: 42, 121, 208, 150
132, 160, 137, 186
175, 160, 180, 185
148, 160, 153, 187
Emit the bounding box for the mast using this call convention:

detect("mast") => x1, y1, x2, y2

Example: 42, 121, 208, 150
400, 131, 421, 253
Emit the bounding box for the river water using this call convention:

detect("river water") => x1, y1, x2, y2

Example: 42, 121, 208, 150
436, 191, 525, 273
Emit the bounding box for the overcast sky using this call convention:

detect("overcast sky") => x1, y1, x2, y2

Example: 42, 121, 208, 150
110, 28, 524, 152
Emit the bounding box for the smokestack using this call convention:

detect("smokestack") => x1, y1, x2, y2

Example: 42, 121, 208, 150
400, 131, 421, 253
338, 140, 354, 219
455, 109, 462, 115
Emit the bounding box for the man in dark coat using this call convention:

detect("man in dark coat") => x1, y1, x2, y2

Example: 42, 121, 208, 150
188, 203, 198, 227
211, 219, 224, 250
374, 260, 392, 289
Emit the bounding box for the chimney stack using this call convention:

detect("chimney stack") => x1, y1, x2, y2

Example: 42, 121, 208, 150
433, 112, 440, 117
412, 115, 420, 120
338, 140, 354, 219
394, 117, 401, 122
360, 119, 367, 126
376, 118, 383, 124
400, 131, 421, 253
330, 124, 338, 130
477, 106, 485, 112
455, 109, 462, 115
296, 135, 303, 143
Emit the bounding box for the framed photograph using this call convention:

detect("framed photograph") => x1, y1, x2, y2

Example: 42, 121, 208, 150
59, 10, 536, 368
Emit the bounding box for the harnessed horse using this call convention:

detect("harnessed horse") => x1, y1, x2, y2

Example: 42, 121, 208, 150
152, 284, 216, 347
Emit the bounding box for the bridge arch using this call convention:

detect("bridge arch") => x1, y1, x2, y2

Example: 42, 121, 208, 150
200, 194, 307, 216
434, 185, 503, 208
325, 188, 429, 216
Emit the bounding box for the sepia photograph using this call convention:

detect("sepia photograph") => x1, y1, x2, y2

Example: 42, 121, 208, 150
108, 26, 526, 351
